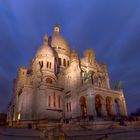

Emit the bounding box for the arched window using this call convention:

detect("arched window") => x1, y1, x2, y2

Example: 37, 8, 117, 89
63, 59, 66, 67
80, 96, 87, 117
69, 102, 71, 112
46, 78, 53, 84
54, 92, 56, 108
95, 95, 102, 116
106, 96, 112, 116
47, 62, 49, 68
66, 102, 71, 112
67, 61, 69, 66
50, 62, 51, 69
58, 95, 61, 108
58, 58, 61, 66
67, 103, 69, 112
48, 96, 51, 107
39, 61, 43, 68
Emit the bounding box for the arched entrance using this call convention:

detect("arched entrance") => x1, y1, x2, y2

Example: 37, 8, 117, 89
106, 96, 112, 116
95, 95, 102, 116
115, 98, 121, 115
79, 96, 87, 117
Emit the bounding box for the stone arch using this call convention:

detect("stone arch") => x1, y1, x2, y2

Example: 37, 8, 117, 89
79, 96, 87, 117
106, 96, 112, 116
95, 94, 102, 116
114, 98, 121, 115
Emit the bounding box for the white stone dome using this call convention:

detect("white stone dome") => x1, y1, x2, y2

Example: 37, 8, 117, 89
51, 24, 70, 56
36, 35, 54, 57
36, 45, 54, 57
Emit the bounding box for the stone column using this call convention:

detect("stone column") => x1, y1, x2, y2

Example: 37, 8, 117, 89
111, 101, 116, 116
92, 95, 97, 116
122, 99, 128, 116
87, 94, 93, 116
102, 98, 107, 116
121, 93, 128, 116
86, 90, 97, 117
71, 95, 80, 118
120, 98, 128, 116
106, 76, 110, 89
71, 98, 79, 118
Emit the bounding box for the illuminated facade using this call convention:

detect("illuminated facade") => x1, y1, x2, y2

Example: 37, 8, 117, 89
7, 24, 127, 123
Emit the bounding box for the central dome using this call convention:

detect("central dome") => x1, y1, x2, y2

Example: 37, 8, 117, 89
51, 24, 70, 56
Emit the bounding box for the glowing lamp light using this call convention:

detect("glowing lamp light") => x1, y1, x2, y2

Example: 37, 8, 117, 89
18, 113, 20, 120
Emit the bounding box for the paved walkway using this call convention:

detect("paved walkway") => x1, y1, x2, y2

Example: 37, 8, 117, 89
0, 127, 140, 140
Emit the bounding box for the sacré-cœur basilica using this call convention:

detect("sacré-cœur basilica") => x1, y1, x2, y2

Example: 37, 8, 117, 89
7, 24, 127, 127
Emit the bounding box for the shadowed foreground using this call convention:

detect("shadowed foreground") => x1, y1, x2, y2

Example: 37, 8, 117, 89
0, 127, 140, 140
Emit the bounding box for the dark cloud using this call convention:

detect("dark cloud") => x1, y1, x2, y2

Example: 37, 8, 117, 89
0, 0, 140, 113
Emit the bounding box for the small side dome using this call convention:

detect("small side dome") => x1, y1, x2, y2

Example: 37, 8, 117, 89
51, 24, 70, 56
84, 48, 95, 58
36, 35, 54, 57
82, 48, 95, 64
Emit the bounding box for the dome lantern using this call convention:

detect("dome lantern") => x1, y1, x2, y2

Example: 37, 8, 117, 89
51, 24, 70, 56
54, 23, 60, 33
